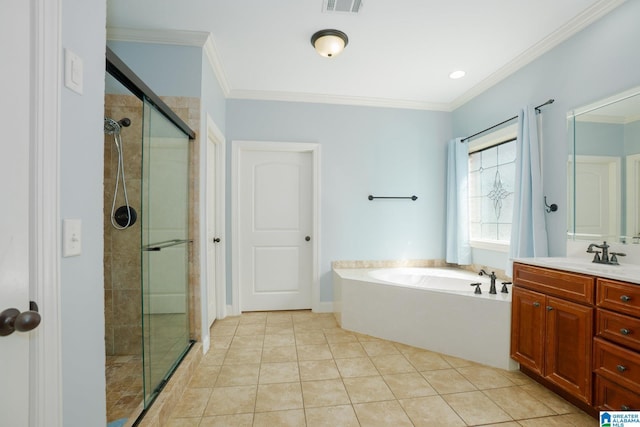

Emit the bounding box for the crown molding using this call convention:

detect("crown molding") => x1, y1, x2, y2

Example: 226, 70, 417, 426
227, 89, 450, 111
107, 27, 209, 46
107, 0, 625, 113
106, 27, 231, 97
449, 0, 627, 111
203, 35, 231, 97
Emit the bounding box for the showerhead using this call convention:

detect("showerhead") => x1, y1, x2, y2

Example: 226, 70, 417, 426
104, 117, 131, 135
104, 117, 121, 135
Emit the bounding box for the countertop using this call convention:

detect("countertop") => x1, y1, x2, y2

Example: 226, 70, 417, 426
514, 257, 640, 285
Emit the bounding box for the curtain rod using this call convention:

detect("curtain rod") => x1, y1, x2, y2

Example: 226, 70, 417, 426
460, 99, 555, 143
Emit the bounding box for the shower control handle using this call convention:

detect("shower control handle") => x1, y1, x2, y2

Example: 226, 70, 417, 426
213, 238, 221, 243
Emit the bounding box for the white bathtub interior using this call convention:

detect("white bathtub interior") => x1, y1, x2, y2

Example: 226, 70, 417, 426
333, 267, 517, 371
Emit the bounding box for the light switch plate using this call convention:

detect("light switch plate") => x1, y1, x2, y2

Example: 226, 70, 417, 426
64, 48, 83, 94
62, 219, 82, 257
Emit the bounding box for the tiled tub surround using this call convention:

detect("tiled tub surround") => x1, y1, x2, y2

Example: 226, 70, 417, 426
333, 260, 516, 370
104, 95, 202, 423
163, 311, 596, 426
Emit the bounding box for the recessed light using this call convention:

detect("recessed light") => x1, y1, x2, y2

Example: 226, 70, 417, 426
449, 70, 466, 79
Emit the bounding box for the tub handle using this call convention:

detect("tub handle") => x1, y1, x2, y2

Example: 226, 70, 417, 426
470, 283, 482, 294
500, 281, 512, 294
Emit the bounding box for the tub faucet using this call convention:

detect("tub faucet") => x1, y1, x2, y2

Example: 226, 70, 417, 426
479, 269, 497, 294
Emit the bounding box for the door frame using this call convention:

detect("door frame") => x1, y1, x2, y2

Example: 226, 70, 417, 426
205, 115, 227, 326
626, 153, 640, 241
31, 0, 62, 424
231, 141, 320, 315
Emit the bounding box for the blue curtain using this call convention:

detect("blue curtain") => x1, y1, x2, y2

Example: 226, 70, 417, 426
507, 106, 549, 275
446, 138, 471, 265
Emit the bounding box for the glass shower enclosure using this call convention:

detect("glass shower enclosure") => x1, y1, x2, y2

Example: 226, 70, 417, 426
104, 47, 195, 422
141, 99, 191, 405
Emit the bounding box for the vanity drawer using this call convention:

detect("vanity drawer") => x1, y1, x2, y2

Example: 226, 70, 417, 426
595, 374, 640, 411
597, 279, 640, 317
597, 309, 640, 351
594, 337, 640, 395
513, 263, 594, 304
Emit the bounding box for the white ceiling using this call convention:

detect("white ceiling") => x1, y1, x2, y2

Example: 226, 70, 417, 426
106, 0, 624, 111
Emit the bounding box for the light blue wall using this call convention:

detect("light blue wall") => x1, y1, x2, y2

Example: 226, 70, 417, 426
60, 0, 106, 425
575, 122, 624, 156
226, 100, 452, 302
453, 0, 640, 266
625, 120, 640, 155
107, 41, 202, 98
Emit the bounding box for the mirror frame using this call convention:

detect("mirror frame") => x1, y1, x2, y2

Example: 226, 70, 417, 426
567, 85, 640, 244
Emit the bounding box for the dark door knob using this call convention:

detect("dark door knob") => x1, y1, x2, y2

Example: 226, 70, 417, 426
305, 236, 311, 242
213, 237, 221, 243
0, 302, 41, 336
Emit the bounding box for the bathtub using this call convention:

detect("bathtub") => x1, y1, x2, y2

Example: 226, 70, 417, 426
333, 267, 517, 370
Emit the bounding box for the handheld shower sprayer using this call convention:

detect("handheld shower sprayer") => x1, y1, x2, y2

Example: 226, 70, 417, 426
104, 117, 136, 229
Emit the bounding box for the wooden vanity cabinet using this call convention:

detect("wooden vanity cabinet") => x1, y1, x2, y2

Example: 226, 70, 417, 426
511, 263, 594, 404
594, 278, 640, 410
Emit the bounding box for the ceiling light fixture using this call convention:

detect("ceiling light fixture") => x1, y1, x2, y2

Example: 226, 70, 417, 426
449, 70, 466, 79
311, 29, 349, 58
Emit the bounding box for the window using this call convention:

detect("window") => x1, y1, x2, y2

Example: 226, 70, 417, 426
468, 125, 517, 250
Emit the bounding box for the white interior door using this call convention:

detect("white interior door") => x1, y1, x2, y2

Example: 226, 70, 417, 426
0, 0, 32, 424
573, 155, 620, 240
207, 136, 218, 326
238, 148, 313, 311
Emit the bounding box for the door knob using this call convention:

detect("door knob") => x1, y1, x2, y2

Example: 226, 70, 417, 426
0, 301, 41, 336
213, 237, 221, 243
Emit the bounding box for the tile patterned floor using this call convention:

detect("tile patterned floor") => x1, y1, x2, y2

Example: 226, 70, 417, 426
106, 354, 143, 422
106, 313, 191, 423
164, 311, 598, 426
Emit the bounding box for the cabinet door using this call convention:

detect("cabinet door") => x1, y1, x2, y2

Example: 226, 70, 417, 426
511, 287, 545, 375
545, 296, 594, 404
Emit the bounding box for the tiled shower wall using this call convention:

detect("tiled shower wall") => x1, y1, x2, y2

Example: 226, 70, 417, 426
103, 94, 201, 356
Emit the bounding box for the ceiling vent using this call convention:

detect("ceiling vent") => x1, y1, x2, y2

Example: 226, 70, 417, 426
323, 0, 363, 13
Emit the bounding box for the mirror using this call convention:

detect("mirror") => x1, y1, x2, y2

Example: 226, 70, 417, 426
568, 86, 640, 244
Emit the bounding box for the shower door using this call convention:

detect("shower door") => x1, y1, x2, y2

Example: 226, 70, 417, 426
141, 97, 191, 405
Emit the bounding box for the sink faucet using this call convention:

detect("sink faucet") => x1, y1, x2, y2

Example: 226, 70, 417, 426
479, 269, 497, 294
586, 241, 626, 265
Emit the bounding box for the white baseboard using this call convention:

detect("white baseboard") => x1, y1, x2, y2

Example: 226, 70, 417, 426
201, 334, 210, 354
314, 301, 334, 313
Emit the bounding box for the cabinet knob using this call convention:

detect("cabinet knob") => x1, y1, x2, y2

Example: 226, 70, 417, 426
533, 302, 540, 308
622, 405, 631, 411
546, 306, 553, 311
621, 295, 632, 302
621, 328, 631, 336
617, 364, 627, 373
